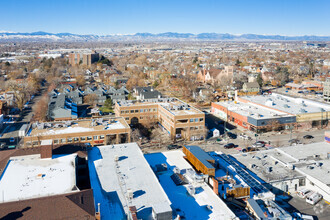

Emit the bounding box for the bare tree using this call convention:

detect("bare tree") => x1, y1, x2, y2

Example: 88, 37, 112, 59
84, 94, 98, 107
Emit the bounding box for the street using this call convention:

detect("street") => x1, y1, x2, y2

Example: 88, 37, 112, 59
0, 86, 46, 148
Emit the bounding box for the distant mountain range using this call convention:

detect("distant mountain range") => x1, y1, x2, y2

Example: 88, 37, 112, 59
0, 31, 329, 42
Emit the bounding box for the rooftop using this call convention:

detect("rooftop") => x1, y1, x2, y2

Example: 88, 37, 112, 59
233, 142, 330, 185
277, 142, 330, 185
117, 97, 203, 116
145, 150, 237, 220
240, 93, 330, 114
184, 145, 215, 169
92, 143, 172, 219
0, 154, 77, 203
232, 150, 304, 183
27, 117, 129, 137
214, 100, 292, 120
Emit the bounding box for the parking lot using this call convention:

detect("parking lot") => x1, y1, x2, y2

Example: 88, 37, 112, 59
286, 194, 330, 220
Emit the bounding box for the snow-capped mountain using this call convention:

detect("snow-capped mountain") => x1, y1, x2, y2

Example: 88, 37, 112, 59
0, 31, 329, 42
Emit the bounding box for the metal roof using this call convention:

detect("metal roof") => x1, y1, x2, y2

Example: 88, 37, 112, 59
185, 145, 215, 169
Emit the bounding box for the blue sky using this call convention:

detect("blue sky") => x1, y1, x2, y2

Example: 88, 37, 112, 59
0, 0, 329, 35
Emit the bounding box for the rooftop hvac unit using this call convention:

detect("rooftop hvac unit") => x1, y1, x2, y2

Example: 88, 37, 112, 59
127, 189, 133, 200
287, 164, 295, 170
316, 162, 322, 167
187, 184, 195, 196
173, 166, 180, 174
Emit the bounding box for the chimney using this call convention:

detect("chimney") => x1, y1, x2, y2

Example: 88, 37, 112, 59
40, 139, 53, 159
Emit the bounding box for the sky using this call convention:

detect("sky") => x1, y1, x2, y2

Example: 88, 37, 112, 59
0, 0, 329, 36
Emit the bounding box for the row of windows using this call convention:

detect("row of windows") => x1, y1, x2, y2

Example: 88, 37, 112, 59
26, 135, 105, 146
140, 115, 157, 120
190, 118, 204, 123
121, 108, 157, 114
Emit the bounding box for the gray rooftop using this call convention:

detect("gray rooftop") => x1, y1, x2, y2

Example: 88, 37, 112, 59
241, 93, 330, 115
93, 143, 172, 219
185, 145, 215, 169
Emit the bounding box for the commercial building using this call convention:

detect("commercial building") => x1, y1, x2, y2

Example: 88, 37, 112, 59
68, 51, 99, 67
88, 143, 172, 220
145, 150, 238, 220
211, 100, 296, 132
115, 98, 205, 140
24, 117, 131, 147
323, 77, 330, 102
0, 149, 95, 219
232, 141, 330, 202
239, 93, 330, 129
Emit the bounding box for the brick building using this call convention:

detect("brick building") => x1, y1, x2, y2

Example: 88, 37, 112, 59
24, 117, 131, 147
115, 98, 205, 140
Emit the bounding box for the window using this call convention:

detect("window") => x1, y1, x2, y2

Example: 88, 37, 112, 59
33, 141, 38, 146
121, 111, 125, 114
153, 108, 156, 112
190, 119, 194, 122
140, 116, 144, 120
140, 109, 143, 112
26, 141, 32, 146
53, 139, 59, 144
100, 135, 104, 139
80, 137, 86, 141
125, 110, 129, 114
125, 117, 129, 120
199, 118, 204, 122
135, 109, 138, 113
67, 138, 72, 143
74, 137, 79, 142
87, 136, 92, 140
195, 118, 198, 122
93, 136, 98, 140
61, 139, 66, 143
130, 110, 134, 113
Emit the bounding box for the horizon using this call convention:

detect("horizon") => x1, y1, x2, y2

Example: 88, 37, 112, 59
1, 31, 330, 37
0, 0, 329, 36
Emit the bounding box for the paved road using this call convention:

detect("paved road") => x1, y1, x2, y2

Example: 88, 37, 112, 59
0, 86, 46, 147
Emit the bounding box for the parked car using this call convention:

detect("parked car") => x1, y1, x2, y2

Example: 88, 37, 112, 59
224, 143, 235, 149
167, 144, 181, 150
226, 132, 237, 139
0, 142, 6, 150
288, 139, 301, 145
306, 192, 322, 205
303, 135, 314, 139
297, 188, 313, 198
252, 141, 265, 148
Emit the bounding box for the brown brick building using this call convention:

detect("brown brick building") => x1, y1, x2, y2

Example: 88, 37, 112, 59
115, 98, 206, 140
24, 117, 131, 147
69, 51, 99, 67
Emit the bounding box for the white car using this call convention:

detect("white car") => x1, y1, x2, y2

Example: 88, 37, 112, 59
306, 192, 322, 205
297, 188, 312, 198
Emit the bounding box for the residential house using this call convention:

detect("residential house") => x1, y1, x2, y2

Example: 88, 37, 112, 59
48, 93, 78, 120
134, 86, 162, 100
242, 82, 260, 93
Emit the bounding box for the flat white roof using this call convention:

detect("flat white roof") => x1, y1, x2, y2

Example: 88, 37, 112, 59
277, 142, 330, 185
0, 154, 77, 203
145, 150, 237, 220
214, 100, 291, 120
94, 143, 172, 219
241, 93, 330, 114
